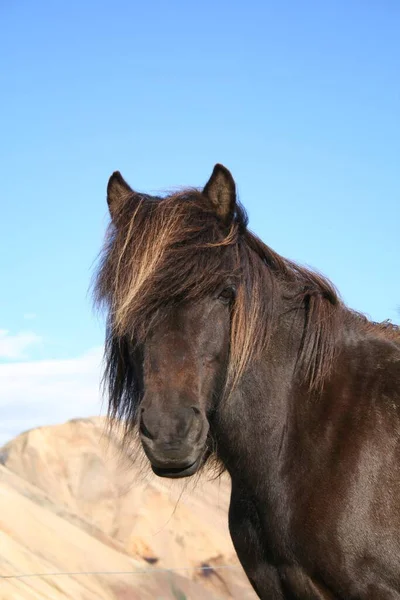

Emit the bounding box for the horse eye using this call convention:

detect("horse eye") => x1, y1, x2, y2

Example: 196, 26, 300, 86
218, 286, 236, 303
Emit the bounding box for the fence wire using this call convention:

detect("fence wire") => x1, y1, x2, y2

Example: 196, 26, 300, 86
0, 563, 239, 580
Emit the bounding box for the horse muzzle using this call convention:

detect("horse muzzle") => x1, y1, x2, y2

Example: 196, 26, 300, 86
139, 404, 209, 478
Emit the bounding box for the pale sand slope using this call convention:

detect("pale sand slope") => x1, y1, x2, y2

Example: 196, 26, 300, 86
0, 417, 256, 600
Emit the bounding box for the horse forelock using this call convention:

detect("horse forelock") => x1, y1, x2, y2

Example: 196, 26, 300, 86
94, 189, 245, 338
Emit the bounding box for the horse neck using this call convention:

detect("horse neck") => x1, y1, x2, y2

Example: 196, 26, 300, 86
214, 301, 399, 498
214, 303, 306, 477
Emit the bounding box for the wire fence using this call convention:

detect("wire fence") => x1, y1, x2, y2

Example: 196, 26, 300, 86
0, 563, 239, 580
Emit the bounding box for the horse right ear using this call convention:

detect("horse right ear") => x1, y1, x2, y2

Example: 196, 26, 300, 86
107, 171, 134, 221
202, 164, 236, 225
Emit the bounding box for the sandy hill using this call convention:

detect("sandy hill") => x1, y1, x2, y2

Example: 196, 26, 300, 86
0, 417, 256, 600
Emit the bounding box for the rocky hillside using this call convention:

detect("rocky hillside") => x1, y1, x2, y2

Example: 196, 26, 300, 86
0, 417, 256, 599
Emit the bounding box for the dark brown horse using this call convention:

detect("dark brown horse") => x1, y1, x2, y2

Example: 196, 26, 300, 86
94, 164, 400, 599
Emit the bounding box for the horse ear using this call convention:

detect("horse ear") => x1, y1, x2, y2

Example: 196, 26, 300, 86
107, 171, 134, 220
203, 164, 236, 224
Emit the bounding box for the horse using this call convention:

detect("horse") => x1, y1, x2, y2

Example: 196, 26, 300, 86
94, 164, 400, 599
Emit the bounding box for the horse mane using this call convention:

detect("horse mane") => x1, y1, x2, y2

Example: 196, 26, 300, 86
94, 187, 399, 428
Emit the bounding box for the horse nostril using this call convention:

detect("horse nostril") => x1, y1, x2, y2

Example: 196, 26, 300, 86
139, 416, 154, 440
191, 406, 201, 416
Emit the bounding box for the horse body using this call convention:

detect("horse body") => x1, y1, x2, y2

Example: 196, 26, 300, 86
219, 323, 400, 598
94, 164, 400, 599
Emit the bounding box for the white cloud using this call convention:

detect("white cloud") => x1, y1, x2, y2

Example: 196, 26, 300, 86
0, 329, 42, 360
0, 346, 107, 445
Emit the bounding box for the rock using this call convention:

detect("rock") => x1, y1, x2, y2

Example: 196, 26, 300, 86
0, 417, 256, 599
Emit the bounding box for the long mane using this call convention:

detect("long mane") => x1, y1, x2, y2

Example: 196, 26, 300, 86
94, 187, 399, 429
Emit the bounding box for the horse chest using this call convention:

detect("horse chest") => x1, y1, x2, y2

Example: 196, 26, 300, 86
229, 483, 400, 599
229, 500, 337, 599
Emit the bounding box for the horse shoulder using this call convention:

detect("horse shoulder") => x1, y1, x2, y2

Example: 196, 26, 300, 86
228, 482, 284, 599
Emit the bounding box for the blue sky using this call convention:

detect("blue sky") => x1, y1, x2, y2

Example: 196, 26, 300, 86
0, 1, 399, 441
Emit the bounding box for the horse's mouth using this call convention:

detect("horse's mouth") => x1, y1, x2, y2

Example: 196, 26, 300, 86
151, 456, 201, 479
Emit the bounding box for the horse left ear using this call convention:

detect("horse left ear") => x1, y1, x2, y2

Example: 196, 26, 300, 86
107, 171, 134, 221
203, 164, 236, 224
